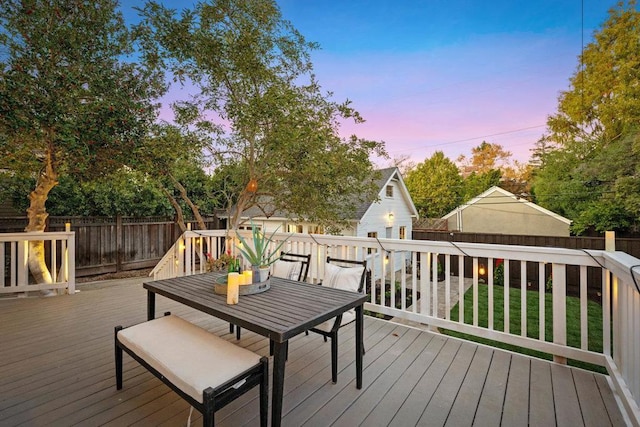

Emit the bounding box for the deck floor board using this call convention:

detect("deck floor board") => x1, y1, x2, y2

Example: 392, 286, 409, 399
0, 280, 627, 426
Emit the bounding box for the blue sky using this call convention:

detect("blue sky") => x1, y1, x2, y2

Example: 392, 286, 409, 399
121, 0, 616, 165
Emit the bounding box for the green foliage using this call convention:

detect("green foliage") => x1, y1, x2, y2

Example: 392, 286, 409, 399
533, 1, 640, 234
547, 1, 640, 145
404, 151, 462, 217
137, 0, 386, 229
235, 220, 289, 267
494, 262, 505, 287
0, 0, 165, 217
460, 169, 501, 204
49, 170, 173, 216
533, 130, 640, 233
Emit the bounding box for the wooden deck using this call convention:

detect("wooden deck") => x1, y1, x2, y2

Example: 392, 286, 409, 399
0, 279, 627, 426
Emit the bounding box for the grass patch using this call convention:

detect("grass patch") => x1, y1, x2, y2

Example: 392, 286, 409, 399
442, 284, 606, 374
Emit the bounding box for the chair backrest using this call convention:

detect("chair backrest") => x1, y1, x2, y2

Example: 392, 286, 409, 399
279, 252, 311, 282
326, 257, 367, 293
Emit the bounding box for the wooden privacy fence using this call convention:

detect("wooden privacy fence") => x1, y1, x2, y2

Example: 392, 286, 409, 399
0, 216, 221, 277
413, 230, 640, 301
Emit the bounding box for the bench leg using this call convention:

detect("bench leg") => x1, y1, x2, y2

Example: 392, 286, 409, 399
203, 387, 215, 427
114, 326, 123, 390
260, 357, 269, 427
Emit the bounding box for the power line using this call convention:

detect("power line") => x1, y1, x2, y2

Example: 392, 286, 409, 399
387, 124, 546, 155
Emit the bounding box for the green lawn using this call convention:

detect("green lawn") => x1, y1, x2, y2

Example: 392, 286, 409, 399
442, 284, 607, 373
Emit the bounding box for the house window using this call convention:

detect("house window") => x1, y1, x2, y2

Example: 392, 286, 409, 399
309, 225, 324, 234
287, 224, 303, 233
399, 226, 406, 239
386, 185, 394, 198
385, 227, 392, 238
367, 232, 377, 254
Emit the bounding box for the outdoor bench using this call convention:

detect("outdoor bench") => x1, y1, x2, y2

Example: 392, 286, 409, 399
115, 313, 268, 426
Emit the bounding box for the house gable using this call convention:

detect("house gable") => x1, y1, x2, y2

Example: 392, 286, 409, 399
442, 186, 571, 237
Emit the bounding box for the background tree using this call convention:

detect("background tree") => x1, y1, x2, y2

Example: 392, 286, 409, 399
404, 151, 462, 218
0, 0, 165, 283
138, 0, 386, 231
459, 169, 502, 204
534, 131, 640, 234
546, 0, 640, 146
533, 1, 640, 234
457, 141, 512, 176
456, 141, 510, 203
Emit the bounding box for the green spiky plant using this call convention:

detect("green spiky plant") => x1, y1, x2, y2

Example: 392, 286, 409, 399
235, 220, 290, 267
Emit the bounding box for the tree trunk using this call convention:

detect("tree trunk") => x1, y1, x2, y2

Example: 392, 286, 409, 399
162, 186, 187, 233
171, 174, 206, 230
24, 148, 59, 284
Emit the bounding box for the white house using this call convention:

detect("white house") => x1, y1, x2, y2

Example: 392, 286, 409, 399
442, 186, 572, 237
235, 167, 419, 240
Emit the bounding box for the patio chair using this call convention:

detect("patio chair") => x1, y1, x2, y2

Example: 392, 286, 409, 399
272, 251, 311, 282
231, 251, 312, 340
307, 256, 367, 383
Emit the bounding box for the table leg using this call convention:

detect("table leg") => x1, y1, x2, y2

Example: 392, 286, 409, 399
271, 340, 288, 427
356, 304, 363, 389
147, 291, 156, 321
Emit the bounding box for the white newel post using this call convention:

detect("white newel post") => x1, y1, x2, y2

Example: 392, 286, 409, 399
552, 263, 567, 364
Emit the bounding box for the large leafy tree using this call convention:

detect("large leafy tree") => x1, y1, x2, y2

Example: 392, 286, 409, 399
534, 131, 640, 234
533, 1, 640, 234
457, 141, 509, 202
457, 141, 512, 176
0, 0, 165, 283
138, 0, 386, 230
404, 151, 462, 218
546, 0, 640, 146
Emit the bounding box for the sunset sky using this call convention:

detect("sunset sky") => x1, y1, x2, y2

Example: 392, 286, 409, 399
122, 0, 616, 165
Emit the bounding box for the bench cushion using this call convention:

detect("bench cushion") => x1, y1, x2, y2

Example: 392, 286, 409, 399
117, 315, 261, 403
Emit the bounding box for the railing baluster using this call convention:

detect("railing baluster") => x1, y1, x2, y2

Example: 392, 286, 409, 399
488, 257, 494, 330
473, 257, 478, 327
411, 251, 418, 314
445, 254, 451, 320
504, 260, 510, 333
552, 263, 567, 364
603, 269, 611, 357
521, 260, 527, 337
389, 250, 396, 311
539, 262, 545, 342
432, 254, 438, 317
458, 255, 464, 324
420, 252, 428, 316
580, 265, 588, 350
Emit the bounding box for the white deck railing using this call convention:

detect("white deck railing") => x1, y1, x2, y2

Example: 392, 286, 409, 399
151, 229, 640, 424
1, 229, 76, 295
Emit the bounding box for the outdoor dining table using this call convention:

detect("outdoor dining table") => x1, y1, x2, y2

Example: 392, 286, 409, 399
143, 272, 367, 427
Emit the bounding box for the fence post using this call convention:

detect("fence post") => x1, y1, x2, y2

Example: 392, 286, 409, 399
116, 215, 123, 273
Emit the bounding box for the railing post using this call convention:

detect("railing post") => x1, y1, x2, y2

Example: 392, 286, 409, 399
605, 231, 616, 252
552, 263, 567, 364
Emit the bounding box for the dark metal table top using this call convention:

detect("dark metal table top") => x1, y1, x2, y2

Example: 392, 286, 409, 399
144, 272, 368, 343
